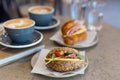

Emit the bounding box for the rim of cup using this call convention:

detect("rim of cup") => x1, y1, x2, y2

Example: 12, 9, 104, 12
28, 6, 54, 14
3, 18, 35, 29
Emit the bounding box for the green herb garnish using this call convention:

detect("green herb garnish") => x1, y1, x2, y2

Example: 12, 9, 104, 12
64, 52, 72, 56
45, 55, 55, 64
76, 53, 84, 60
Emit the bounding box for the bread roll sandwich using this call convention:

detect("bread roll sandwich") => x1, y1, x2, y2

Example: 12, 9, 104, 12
45, 47, 83, 72
61, 20, 87, 45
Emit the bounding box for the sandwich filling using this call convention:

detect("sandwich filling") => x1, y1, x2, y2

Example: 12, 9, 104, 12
45, 50, 84, 64
63, 22, 87, 37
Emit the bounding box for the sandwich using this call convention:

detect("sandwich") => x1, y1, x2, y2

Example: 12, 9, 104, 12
61, 20, 87, 45
45, 47, 84, 72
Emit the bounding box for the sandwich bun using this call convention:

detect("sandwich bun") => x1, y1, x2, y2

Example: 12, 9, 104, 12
45, 47, 83, 72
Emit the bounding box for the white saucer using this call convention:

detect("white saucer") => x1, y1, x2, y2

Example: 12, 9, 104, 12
31, 52, 89, 78
0, 30, 43, 48
34, 17, 60, 30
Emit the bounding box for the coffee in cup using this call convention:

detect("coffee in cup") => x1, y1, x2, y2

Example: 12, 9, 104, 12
28, 6, 54, 26
30, 7, 51, 14
3, 18, 35, 43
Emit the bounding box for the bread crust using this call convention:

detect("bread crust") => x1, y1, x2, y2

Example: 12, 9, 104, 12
61, 20, 77, 35
63, 32, 87, 45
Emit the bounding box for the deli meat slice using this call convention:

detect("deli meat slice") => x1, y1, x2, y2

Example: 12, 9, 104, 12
67, 22, 83, 35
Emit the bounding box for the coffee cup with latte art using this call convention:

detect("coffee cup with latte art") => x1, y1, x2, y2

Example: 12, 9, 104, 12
28, 6, 54, 26
3, 18, 35, 43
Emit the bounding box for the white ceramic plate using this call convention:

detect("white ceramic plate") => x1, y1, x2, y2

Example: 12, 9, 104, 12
0, 30, 43, 48
34, 17, 60, 30
31, 52, 89, 78
64, 35, 98, 48
50, 30, 98, 48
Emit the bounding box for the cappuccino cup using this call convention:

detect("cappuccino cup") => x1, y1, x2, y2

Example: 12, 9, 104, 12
3, 18, 35, 43
28, 6, 54, 26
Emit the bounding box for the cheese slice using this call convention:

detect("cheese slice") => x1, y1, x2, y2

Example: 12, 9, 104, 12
45, 58, 83, 62
63, 26, 87, 37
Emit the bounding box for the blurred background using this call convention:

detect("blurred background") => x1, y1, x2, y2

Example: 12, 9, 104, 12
0, 0, 120, 28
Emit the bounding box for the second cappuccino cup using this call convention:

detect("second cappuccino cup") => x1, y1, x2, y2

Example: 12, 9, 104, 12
28, 6, 54, 26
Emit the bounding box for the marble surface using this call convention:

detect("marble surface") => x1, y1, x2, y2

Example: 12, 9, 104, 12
0, 16, 120, 80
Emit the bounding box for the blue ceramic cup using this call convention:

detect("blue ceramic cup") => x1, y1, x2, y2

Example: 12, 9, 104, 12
3, 18, 35, 43
28, 6, 54, 26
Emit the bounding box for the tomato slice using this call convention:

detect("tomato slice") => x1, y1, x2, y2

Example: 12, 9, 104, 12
55, 51, 64, 57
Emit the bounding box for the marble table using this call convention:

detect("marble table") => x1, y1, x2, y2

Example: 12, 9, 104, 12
0, 16, 120, 80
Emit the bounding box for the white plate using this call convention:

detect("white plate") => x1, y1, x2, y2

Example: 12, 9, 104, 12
64, 35, 98, 48
50, 30, 98, 48
34, 17, 60, 30
31, 52, 89, 78
0, 30, 43, 48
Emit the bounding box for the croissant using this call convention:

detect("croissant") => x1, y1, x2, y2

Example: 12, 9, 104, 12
61, 20, 87, 45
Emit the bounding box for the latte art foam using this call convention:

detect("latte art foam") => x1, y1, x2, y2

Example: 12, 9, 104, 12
8, 20, 25, 28
32, 9, 49, 14
30, 7, 51, 14
4, 18, 34, 28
